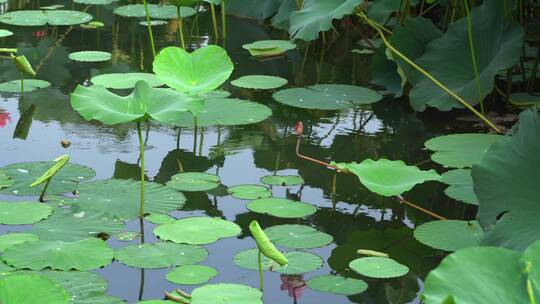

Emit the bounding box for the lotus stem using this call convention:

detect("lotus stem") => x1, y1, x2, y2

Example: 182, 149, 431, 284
20, 73, 24, 96
137, 122, 145, 219
258, 249, 264, 292
221, 0, 226, 40
177, 7, 186, 49
142, 0, 156, 57
210, 1, 219, 39
358, 12, 502, 133
38, 178, 51, 202
462, 0, 485, 114
0, 48, 17, 53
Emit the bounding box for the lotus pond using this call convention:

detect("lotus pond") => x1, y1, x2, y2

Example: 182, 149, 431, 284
0, 0, 539, 303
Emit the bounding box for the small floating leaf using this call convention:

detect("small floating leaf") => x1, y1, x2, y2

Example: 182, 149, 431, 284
356, 249, 389, 258
0, 79, 51, 92
425, 134, 503, 168
264, 224, 333, 249
349, 257, 409, 278
0, 201, 52, 225
234, 249, 322, 274
260, 174, 304, 186
307, 275, 367, 295
74, 0, 112, 5
247, 198, 317, 218
413, 220, 484, 252
242, 40, 296, 57
68, 51, 111, 62
154, 216, 241, 245
0, 10, 93, 26
0, 274, 70, 304
90, 73, 163, 89
249, 220, 288, 266
227, 184, 271, 200
166, 172, 220, 192
145, 213, 176, 225
231, 75, 287, 90
166, 265, 218, 285
114, 4, 195, 19
115, 242, 208, 269
190, 283, 263, 304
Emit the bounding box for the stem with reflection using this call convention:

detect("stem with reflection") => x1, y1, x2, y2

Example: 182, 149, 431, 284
210, 1, 219, 39
221, 0, 226, 40
258, 249, 264, 292
177, 6, 186, 49
38, 178, 51, 202
462, 0, 484, 114
142, 0, 156, 57
137, 122, 145, 219
20, 73, 24, 96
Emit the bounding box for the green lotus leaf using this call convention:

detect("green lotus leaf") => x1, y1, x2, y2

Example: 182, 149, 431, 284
264, 224, 333, 249
68, 51, 111, 62
166, 172, 220, 192
0, 10, 93, 26
509, 92, 540, 108
0, 261, 14, 275
0, 172, 13, 189
0, 79, 51, 92
306, 275, 367, 295
29, 208, 124, 241
2, 238, 113, 271
0, 29, 13, 37
138, 20, 169, 26
90, 73, 163, 89
40, 4, 65, 9
190, 283, 263, 304
154, 216, 241, 245
409, 0, 523, 111
166, 265, 218, 285
153, 46, 234, 94
114, 231, 140, 242
74, 0, 112, 5
413, 220, 484, 252
480, 211, 540, 252
71, 294, 125, 304
334, 159, 441, 197
0, 161, 95, 196
289, 0, 362, 41
425, 134, 502, 168
349, 257, 409, 278
227, 184, 271, 200
367, 0, 419, 24
242, 40, 296, 57
0, 274, 70, 304
145, 213, 176, 225
0, 233, 38, 253
71, 81, 204, 125
231, 75, 287, 90
114, 4, 196, 19
170, 98, 272, 127
260, 174, 304, 186
273, 84, 382, 110
115, 242, 208, 269
441, 169, 478, 205
52, 179, 186, 221
421, 242, 540, 303
233, 249, 323, 274
247, 197, 317, 218
0, 201, 52, 224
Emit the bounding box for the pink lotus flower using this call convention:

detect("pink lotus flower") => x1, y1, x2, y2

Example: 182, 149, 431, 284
0, 111, 11, 128
280, 275, 306, 300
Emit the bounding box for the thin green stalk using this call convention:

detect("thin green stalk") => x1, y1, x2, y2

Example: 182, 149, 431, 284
258, 249, 264, 292
210, 1, 219, 39
462, 0, 485, 114
38, 178, 51, 202
221, 0, 226, 40
177, 7, 186, 49
137, 122, 146, 218
142, 0, 156, 57
527, 278, 537, 304
20, 73, 24, 96
359, 12, 501, 133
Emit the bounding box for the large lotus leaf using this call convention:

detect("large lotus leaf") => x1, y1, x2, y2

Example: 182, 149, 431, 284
153, 46, 234, 94
349, 257, 409, 278
170, 98, 272, 127
115, 242, 208, 269
166, 172, 220, 192
0, 233, 38, 252
2, 238, 113, 271
369, 46, 403, 96
421, 246, 535, 303
473, 110, 540, 232
335, 159, 441, 196
273, 84, 382, 110
0, 274, 70, 304
114, 4, 196, 19
0, 10, 93, 26
90, 73, 163, 89
154, 216, 241, 245
247, 198, 317, 218
271, 0, 295, 30
306, 275, 367, 296
30, 208, 124, 241
367, 0, 419, 24
425, 134, 502, 168
524, 240, 540, 297
409, 0, 523, 111
0, 201, 52, 224
71, 81, 203, 125
289, 0, 362, 41
480, 212, 540, 252
53, 179, 186, 221
441, 169, 478, 205
221, 0, 281, 21
0, 161, 95, 196
0, 172, 13, 189
166, 265, 218, 285
413, 220, 484, 252
191, 283, 263, 304
234, 249, 323, 274
264, 224, 333, 249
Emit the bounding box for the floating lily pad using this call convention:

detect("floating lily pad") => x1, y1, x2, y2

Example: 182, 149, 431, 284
114, 231, 140, 241
139, 20, 168, 26
0, 10, 93, 26
145, 213, 176, 225
166, 265, 218, 285
273, 84, 382, 110
114, 4, 196, 19
74, 0, 112, 5
55, 179, 185, 220
441, 169, 478, 205
0, 172, 13, 189
247, 198, 317, 218
260, 174, 304, 186
191, 283, 263, 304
154, 217, 241, 245
231, 75, 287, 90
90, 73, 164, 89
425, 134, 503, 168
30, 208, 124, 241
227, 184, 271, 200
0, 161, 95, 196
0, 274, 70, 304
414, 220, 484, 252
0, 29, 13, 37
0, 201, 52, 224
2, 238, 113, 271
234, 249, 323, 274
68, 51, 111, 62
306, 275, 368, 295
115, 242, 208, 269
166, 172, 220, 192
334, 159, 441, 197
0, 79, 51, 92
0, 233, 38, 252
242, 40, 296, 57
264, 224, 333, 249
349, 257, 409, 278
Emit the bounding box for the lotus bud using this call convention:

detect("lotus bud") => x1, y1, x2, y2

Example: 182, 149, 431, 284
11, 54, 36, 77
249, 220, 288, 266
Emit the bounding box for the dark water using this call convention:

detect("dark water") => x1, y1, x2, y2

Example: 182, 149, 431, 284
0, 1, 473, 303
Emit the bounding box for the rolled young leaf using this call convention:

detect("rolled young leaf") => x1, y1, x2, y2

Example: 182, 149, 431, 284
30, 155, 70, 187
11, 54, 36, 77
248, 220, 288, 266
